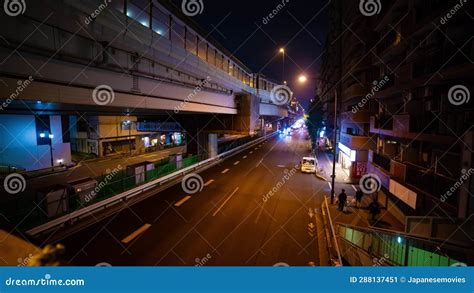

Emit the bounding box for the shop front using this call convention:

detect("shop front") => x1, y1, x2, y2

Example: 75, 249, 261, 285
338, 142, 367, 178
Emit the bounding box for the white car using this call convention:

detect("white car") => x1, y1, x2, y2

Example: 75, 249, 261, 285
301, 157, 317, 173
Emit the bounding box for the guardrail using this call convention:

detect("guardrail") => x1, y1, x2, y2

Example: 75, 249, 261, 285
322, 196, 343, 266
26, 132, 277, 237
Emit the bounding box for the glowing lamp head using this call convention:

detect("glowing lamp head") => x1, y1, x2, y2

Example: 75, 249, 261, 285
298, 75, 308, 83
279, 48, 285, 54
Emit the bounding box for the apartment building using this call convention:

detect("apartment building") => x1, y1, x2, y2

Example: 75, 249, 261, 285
319, 0, 474, 219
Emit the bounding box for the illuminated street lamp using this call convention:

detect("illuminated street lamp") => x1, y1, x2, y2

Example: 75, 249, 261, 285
40, 131, 55, 170
298, 74, 308, 84
279, 48, 285, 82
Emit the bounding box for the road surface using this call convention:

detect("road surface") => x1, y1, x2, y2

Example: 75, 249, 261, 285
59, 130, 353, 266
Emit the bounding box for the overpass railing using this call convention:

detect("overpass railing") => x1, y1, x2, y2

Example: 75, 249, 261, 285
336, 223, 473, 266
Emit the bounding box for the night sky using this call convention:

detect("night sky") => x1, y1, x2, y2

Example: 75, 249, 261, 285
171, 0, 330, 108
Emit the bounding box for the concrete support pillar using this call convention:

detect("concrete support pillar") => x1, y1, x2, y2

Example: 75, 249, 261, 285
208, 133, 218, 158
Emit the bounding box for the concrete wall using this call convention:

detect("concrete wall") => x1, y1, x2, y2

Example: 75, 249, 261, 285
0, 115, 71, 171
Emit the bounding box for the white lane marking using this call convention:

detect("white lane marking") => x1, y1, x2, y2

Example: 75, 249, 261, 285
327, 182, 332, 190
255, 159, 263, 168
121, 224, 152, 244
174, 195, 192, 207
213, 187, 239, 217
277, 165, 285, 168
242, 155, 247, 159
222, 168, 230, 174
249, 151, 253, 154
233, 161, 240, 165
352, 185, 358, 191
204, 179, 215, 186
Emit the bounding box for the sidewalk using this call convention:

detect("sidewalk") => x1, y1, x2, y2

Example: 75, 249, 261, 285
316, 151, 358, 185
316, 150, 404, 231
326, 195, 404, 231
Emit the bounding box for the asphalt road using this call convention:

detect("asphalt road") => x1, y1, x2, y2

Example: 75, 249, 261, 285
59, 130, 341, 266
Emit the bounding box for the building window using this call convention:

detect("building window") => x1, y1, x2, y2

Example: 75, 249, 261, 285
127, 0, 150, 27
152, 5, 168, 36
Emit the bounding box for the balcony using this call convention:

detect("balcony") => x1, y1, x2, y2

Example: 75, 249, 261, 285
339, 133, 375, 151
371, 115, 454, 144
342, 84, 366, 99
340, 110, 371, 123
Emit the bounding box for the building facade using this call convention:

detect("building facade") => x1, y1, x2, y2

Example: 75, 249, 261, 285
318, 0, 474, 219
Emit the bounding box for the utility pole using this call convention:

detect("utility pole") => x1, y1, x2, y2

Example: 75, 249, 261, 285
330, 89, 337, 204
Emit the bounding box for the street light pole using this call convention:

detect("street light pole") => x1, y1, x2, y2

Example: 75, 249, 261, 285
330, 89, 337, 204
49, 133, 54, 171
298, 74, 339, 204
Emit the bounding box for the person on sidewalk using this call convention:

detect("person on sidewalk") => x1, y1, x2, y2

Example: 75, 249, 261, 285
338, 189, 347, 211
355, 190, 363, 208
368, 197, 381, 221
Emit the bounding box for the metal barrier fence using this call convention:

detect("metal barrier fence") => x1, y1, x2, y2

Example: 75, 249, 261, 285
337, 223, 472, 266
23, 132, 276, 236
1, 156, 199, 230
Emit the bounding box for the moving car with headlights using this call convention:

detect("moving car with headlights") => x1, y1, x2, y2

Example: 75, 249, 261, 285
300, 157, 317, 173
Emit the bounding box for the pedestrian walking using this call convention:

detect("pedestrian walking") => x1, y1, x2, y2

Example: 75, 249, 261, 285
338, 189, 347, 211
355, 190, 363, 208
368, 198, 381, 221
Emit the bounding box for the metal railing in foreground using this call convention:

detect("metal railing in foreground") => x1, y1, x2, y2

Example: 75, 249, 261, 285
336, 223, 473, 266
322, 196, 343, 266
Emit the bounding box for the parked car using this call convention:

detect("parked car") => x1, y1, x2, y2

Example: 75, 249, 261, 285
300, 157, 317, 173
